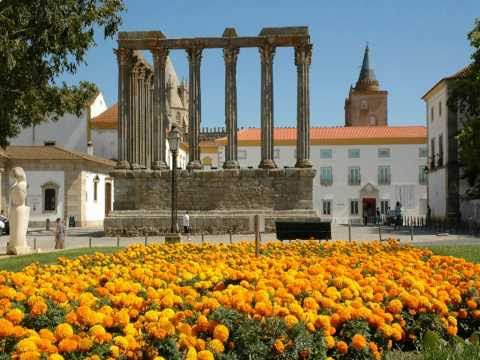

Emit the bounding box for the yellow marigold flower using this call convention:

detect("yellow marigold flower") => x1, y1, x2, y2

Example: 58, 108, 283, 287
273, 339, 285, 353
351, 334, 367, 351
48, 354, 64, 360
110, 345, 120, 358
78, 337, 93, 352
208, 338, 225, 353
325, 335, 335, 349
55, 324, 74, 340
387, 299, 403, 314
18, 350, 41, 360
185, 346, 197, 360
0, 318, 15, 337
6, 308, 24, 324
197, 350, 215, 360
213, 324, 229, 343
114, 336, 129, 349
16, 338, 38, 353
284, 314, 298, 328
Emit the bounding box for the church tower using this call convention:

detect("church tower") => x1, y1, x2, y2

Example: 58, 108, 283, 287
345, 45, 388, 126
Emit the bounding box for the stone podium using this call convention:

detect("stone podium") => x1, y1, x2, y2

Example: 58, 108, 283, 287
7, 167, 32, 255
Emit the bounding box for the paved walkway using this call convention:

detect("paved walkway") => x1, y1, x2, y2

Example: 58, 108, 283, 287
0, 224, 478, 254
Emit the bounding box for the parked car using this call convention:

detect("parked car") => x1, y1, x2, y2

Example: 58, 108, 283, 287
0, 215, 9, 235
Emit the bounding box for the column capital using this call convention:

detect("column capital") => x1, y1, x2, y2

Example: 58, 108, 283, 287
295, 44, 313, 66
223, 47, 239, 65
259, 44, 276, 64
115, 47, 132, 66
187, 46, 203, 63
151, 47, 169, 61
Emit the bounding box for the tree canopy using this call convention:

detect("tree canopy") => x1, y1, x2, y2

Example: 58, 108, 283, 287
448, 18, 480, 199
0, 0, 125, 148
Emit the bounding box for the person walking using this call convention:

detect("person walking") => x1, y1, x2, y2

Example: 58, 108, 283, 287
55, 218, 65, 249
182, 211, 190, 241
394, 202, 402, 230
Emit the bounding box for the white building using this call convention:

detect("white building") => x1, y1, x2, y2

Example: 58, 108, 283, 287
10, 93, 108, 154
422, 66, 480, 222
0, 146, 115, 227
214, 126, 428, 223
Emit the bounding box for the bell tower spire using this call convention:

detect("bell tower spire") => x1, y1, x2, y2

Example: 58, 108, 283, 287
344, 44, 388, 127
355, 44, 380, 91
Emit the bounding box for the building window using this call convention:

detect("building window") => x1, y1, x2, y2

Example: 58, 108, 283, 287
419, 147, 427, 158
41, 181, 59, 213
348, 149, 360, 159
360, 100, 368, 110
322, 200, 332, 216
348, 167, 361, 185
378, 166, 391, 185
380, 200, 390, 215
93, 175, 100, 202
274, 149, 280, 160
44, 141, 56, 146
319, 167, 333, 186
378, 148, 391, 158
438, 134, 444, 167
350, 199, 359, 216
237, 150, 247, 160
419, 165, 428, 185
439, 101, 442, 117
320, 149, 332, 159
430, 107, 434, 122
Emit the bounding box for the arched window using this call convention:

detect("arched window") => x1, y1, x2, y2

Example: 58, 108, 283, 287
41, 181, 59, 213
368, 115, 377, 126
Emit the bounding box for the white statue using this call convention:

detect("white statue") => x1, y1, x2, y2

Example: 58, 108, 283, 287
7, 167, 32, 255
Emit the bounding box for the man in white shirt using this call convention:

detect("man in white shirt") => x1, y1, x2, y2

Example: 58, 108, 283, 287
182, 211, 190, 239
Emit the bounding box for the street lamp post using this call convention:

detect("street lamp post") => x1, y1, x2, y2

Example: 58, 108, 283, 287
165, 126, 181, 244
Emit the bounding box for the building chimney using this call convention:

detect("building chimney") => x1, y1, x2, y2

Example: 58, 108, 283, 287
87, 141, 94, 156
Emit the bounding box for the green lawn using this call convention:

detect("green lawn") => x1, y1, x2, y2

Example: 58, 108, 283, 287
0, 247, 121, 272
423, 244, 480, 263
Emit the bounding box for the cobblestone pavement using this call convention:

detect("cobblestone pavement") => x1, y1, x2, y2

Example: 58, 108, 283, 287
0, 224, 478, 255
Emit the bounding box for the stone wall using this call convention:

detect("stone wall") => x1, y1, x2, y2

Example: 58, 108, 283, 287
106, 168, 318, 235
112, 168, 315, 211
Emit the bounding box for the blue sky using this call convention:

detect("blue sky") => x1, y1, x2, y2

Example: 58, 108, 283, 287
66, 0, 479, 128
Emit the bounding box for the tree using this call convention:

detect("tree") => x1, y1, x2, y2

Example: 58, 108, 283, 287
0, 0, 125, 148
448, 18, 480, 199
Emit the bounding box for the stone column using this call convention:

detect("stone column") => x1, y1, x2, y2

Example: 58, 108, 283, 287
295, 44, 313, 168
259, 45, 276, 169
115, 48, 131, 169
130, 65, 142, 169
187, 47, 203, 170
223, 47, 240, 169
138, 67, 146, 168
144, 73, 152, 168
151, 47, 169, 170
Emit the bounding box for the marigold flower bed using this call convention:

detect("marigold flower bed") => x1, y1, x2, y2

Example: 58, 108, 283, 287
0, 241, 479, 360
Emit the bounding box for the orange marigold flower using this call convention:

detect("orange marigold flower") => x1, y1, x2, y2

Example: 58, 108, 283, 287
6, 308, 24, 324
336, 340, 348, 354
197, 350, 215, 360
58, 338, 78, 353
352, 334, 367, 351
387, 299, 403, 314
284, 314, 298, 328
0, 318, 14, 337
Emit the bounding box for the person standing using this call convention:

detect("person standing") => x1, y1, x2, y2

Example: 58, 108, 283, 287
55, 218, 65, 249
182, 211, 190, 240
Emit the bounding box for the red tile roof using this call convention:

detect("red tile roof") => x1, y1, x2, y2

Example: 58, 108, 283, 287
91, 103, 118, 129
216, 126, 426, 145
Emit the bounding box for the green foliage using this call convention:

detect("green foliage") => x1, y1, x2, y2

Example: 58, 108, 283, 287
211, 307, 327, 360
448, 18, 480, 199
0, 0, 125, 147
21, 299, 66, 331
153, 336, 182, 360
